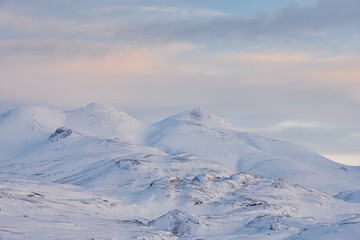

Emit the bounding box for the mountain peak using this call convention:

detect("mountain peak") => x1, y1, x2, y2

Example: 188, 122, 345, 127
156, 107, 237, 130
186, 107, 211, 121
84, 102, 118, 112
0, 105, 65, 134
69, 103, 138, 124
64, 103, 151, 142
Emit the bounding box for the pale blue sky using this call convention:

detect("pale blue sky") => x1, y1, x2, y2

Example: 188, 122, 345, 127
0, 0, 359, 165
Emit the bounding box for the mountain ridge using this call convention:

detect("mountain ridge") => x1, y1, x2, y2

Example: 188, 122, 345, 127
0, 103, 359, 195
1, 103, 360, 239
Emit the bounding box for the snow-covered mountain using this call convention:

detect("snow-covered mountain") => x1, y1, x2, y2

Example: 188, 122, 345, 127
148, 107, 360, 194
0, 103, 359, 239
0, 103, 149, 158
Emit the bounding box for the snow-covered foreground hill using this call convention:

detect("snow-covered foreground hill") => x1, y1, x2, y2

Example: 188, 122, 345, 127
0, 103, 359, 239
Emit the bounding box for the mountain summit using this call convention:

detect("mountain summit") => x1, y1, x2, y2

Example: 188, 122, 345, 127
64, 103, 149, 141
154, 107, 237, 131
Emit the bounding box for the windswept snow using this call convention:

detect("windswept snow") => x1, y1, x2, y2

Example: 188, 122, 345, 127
336, 190, 360, 204
0, 104, 359, 239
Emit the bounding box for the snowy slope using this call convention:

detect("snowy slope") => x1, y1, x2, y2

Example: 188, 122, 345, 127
1, 173, 360, 239
1, 104, 360, 239
0, 106, 65, 159
0, 179, 176, 240
336, 190, 360, 204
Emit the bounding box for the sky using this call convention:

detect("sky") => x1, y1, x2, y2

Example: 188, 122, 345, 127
0, 0, 359, 165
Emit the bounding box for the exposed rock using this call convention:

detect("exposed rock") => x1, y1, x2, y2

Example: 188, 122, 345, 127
48, 127, 73, 141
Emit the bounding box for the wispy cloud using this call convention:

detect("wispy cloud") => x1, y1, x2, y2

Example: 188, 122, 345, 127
219, 53, 310, 64
271, 120, 335, 131
2, 0, 360, 47
86, 6, 229, 18
241, 119, 337, 134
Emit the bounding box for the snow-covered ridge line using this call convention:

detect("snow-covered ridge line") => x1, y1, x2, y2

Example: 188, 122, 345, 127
0, 103, 359, 195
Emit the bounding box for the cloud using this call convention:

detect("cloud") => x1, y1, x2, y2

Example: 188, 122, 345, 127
271, 120, 335, 131
0, 40, 205, 109
87, 6, 229, 18
240, 119, 338, 135
323, 154, 360, 166
219, 53, 309, 64
243, 117, 360, 165
2, 0, 360, 48
0, 9, 123, 40
0, 39, 112, 58
100, 0, 360, 45
350, 133, 360, 139
310, 57, 360, 83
